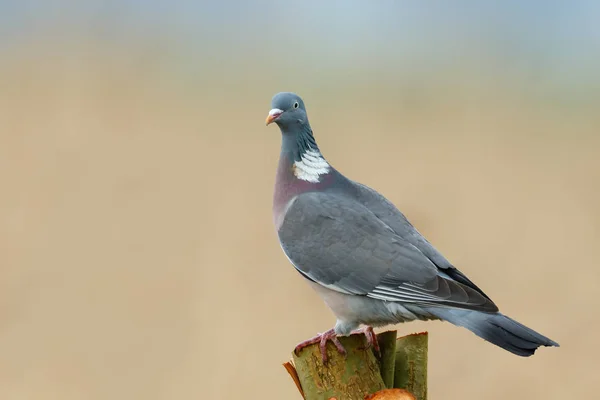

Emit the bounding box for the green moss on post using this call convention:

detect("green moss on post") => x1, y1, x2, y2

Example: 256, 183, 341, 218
393, 332, 428, 400
292, 334, 386, 400
375, 331, 397, 388
285, 331, 428, 400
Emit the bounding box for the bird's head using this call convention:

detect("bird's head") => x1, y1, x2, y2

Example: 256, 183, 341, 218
265, 92, 308, 129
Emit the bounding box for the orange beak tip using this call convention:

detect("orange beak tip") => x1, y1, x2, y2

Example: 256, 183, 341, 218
266, 109, 283, 126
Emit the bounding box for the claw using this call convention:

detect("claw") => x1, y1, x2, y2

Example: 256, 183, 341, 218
352, 326, 380, 356
294, 328, 347, 363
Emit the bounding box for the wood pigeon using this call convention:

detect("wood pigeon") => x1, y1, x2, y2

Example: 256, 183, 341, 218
266, 92, 558, 362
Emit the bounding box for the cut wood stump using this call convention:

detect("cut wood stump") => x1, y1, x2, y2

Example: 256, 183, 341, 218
283, 330, 428, 400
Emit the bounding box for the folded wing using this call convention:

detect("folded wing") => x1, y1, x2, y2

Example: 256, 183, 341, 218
278, 191, 497, 312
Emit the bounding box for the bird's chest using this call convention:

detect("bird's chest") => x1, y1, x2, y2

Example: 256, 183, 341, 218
272, 157, 332, 230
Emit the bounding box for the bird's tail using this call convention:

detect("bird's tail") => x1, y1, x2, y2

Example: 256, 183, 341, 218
427, 308, 559, 356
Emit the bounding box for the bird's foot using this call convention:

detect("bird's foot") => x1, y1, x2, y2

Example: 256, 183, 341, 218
294, 328, 347, 363
352, 326, 380, 356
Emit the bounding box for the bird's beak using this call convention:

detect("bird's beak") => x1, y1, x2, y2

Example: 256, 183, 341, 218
265, 108, 283, 126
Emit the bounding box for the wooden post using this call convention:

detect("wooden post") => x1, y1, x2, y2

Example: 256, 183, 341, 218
393, 332, 428, 400
376, 331, 398, 388
283, 331, 428, 400
291, 334, 386, 400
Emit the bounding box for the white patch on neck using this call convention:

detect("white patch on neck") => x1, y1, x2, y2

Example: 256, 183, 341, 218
294, 149, 330, 183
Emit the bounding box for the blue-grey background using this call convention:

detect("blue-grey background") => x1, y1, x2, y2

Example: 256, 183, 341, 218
0, 1, 598, 399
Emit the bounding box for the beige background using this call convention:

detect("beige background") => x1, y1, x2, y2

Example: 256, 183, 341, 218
1, 3, 599, 399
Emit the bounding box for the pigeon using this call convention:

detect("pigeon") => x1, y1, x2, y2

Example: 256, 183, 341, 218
266, 92, 558, 362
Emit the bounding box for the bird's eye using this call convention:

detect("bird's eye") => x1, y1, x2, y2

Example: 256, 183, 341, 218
293, 102, 299, 109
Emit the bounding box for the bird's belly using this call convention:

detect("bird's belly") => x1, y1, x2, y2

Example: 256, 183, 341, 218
307, 281, 432, 328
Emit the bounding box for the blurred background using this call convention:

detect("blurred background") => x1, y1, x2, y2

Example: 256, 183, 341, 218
1, 1, 599, 399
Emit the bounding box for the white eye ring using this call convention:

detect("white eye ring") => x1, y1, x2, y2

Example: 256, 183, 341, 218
293, 101, 299, 109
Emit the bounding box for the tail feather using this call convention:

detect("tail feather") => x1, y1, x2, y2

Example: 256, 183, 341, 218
428, 308, 559, 357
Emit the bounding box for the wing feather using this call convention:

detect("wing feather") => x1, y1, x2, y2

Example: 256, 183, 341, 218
279, 191, 497, 313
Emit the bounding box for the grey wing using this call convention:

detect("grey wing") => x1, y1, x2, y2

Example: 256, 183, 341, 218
351, 181, 494, 301
279, 191, 497, 312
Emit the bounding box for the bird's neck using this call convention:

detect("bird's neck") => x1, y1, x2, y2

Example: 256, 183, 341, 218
279, 124, 330, 184
273, 126, 334, 228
